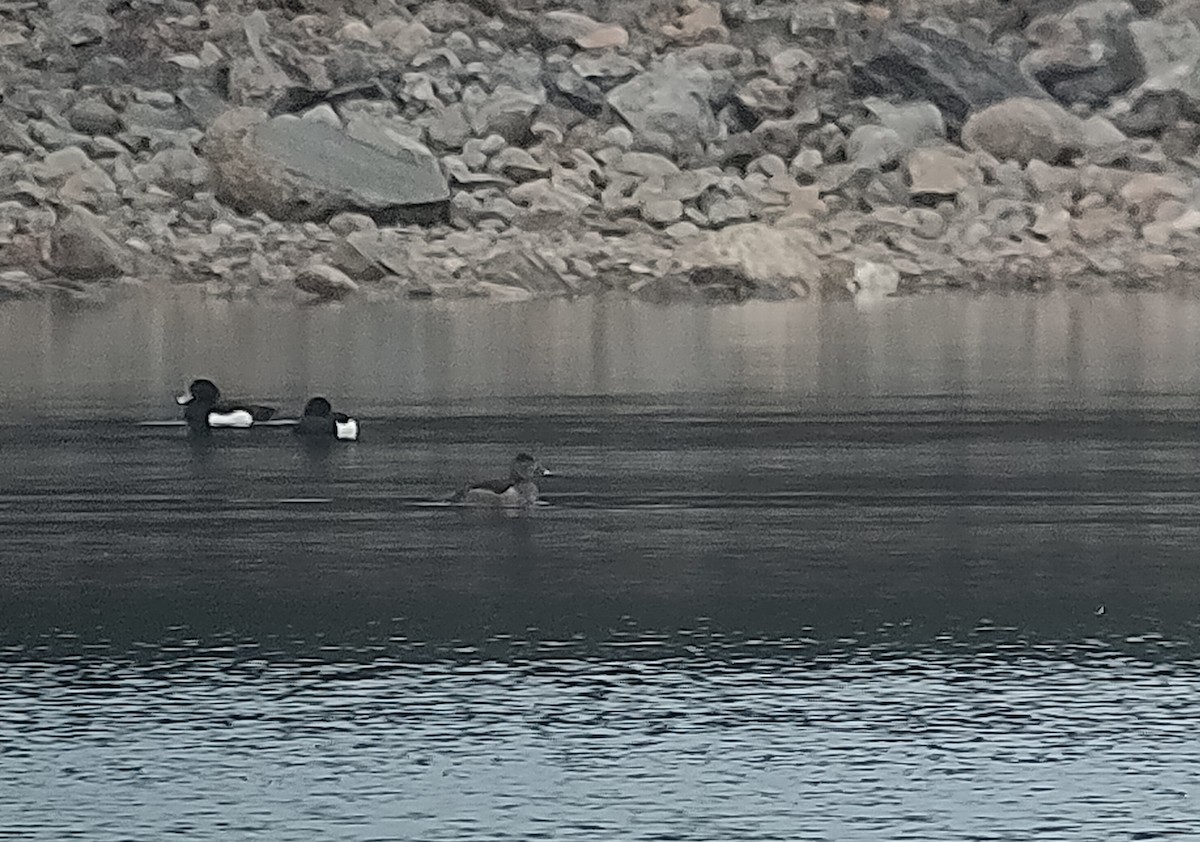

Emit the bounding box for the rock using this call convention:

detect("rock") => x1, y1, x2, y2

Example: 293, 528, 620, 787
133, 148, 211, 197
508, 179, 594, 221
602, 126, 635, 149
849, 260, 900, 298
612, 151, 681, 178
1026, 160, 1080, 198
49, 206, 129, 279
47, 0, 109, 46
961, 97, 1087, 165
295, 263, 358, 300
1022, 1, 1141, 106
702, 195, 752, 227
905, 146, 978, 199
536, 11, 628, 49
0, 116, 36, 154
1032, 205, 1072, 240
551, 68, 607, 116
489, 147, 549, 182
847, 125, 906, 168
426, 104, 472, 150
862, 98, 946, 148
641, 198, 684, 225
67, 98, 122, 136
687, 222, 820, 295
1072, 204, 1133, 242
666, 221, 701, 239
906, 208, 947, 239
1129, 18, 1200, 88
1118, 173, 1192, 219
469, 85, 543, 145
789, 148, 824, 184
203, 108, 449, 223
852, 24, 1044, 131
607, 57, 723, 159
736, 77, 792, 117
302, 103, 341, 127
663, 2, 728, 44
770, 48, 817, 86
572, 53, 643, 86
414, 1, 473, 33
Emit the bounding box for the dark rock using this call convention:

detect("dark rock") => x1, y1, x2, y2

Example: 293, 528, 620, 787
852, 24, 1045, 133
1022, 1, 1141, 107
550, 68, 606, 117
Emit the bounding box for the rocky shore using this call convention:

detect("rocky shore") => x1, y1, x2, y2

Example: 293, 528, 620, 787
3, 0, 1200, 304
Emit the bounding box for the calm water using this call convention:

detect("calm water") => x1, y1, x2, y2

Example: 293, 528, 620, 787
2, 290, 1200, 840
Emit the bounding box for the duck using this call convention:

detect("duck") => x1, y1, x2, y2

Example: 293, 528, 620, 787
175, 378, 276, 435
293, 396, 359, 441
449, 453, 552, 507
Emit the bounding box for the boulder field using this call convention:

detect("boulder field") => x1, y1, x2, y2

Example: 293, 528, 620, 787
3, 0, 1200, 304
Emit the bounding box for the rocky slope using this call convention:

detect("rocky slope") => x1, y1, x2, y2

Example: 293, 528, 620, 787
3, 0, 1200, 304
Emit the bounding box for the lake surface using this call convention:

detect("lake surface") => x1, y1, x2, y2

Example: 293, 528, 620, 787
2, 290, 1200, 841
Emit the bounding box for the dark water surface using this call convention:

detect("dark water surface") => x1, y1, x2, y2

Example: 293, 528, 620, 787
2, 291, 1200, 840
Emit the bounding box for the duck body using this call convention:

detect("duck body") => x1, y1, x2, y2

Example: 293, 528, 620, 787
450, 453, 550, 507
176, 379, 275, 436
293, 397, 359, 441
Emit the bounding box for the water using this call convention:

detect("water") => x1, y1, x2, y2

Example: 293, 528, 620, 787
2, 290, 1200, 840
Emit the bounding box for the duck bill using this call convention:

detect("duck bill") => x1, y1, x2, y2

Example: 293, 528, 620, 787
175, 393, 193, 405
539, 468, 554, 477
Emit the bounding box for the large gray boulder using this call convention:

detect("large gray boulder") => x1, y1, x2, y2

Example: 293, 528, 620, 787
1120, 18, 1200, 129
853, 24, 1045, 132
49, 206, 129, 280
202, 108, 449, 223
961, 97, 1088, 165
606, 57, 724, 159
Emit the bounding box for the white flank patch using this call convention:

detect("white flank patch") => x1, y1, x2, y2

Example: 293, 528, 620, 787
208, 409, 254, 428
335, 418, 359, 441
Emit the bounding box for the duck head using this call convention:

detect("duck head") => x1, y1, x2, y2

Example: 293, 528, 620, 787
302, 396, 333, 417
177, 378, 220, 407
510, 453, 551, 482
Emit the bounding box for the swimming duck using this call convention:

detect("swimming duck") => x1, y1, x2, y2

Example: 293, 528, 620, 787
293, 396, 359, 441
449, 453, 552, 507
176, 378, 276, 435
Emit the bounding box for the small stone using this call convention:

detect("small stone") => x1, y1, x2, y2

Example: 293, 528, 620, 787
770, 48, 817, 86
337, 20, 380, 46
294, 263, 358, 300
788, 148, 824, 183
1032, 205, 1071, 240
906, 208, 946, 239
602, 126, 635, 149
489, 147, 549, 182
906, 147, 977, 198
641, 198, 684, 225
67, 98, 122, 136
664, 221, 699, 240
327, 213, 375, 236
479, 134, 508, 155
302, 104, 342, 127
849, 260, 899, 297
662, 1, 728, 43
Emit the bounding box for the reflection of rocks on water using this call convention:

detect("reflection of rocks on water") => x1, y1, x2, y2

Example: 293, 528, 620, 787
3, 0, 1200, 305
